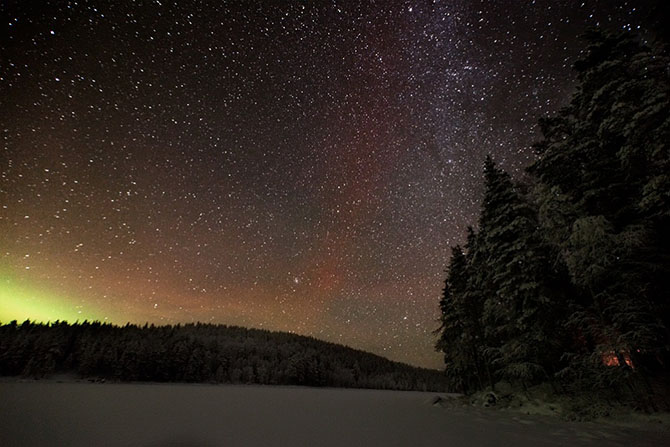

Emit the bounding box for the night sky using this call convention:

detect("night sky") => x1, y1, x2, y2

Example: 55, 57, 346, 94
0, 1, 651, 369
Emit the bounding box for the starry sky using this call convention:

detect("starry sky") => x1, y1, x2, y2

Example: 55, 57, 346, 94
0, 1, 655, 369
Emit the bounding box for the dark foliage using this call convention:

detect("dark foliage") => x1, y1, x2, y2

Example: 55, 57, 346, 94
436, 30, 670, 410
0, 320, 449, 391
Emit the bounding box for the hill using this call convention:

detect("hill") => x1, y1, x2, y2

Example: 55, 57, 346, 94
0, 320, 449, 391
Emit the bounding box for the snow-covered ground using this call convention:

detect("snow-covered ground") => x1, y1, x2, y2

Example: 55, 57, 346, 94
0, 381, 667, 446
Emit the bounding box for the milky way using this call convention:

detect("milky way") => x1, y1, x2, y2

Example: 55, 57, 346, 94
0, 1, 651, 368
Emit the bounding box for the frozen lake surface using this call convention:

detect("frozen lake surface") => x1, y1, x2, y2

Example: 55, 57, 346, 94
1, 381, 667, 446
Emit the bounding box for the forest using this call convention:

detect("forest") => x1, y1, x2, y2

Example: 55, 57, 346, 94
0, 320, 449, 391
435, 30, 670, 411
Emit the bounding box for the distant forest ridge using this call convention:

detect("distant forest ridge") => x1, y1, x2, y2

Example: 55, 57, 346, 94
0, 320, 450, 392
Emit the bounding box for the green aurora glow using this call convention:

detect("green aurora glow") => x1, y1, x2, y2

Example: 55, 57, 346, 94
0, 273, 115, 324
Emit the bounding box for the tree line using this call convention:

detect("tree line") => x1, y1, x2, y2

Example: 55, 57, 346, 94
0, 320, 449, 391
436, 30, 669, 411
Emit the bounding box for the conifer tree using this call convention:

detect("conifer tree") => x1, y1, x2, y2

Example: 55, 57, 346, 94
476, 156, 566, 386
459, 227, 492, 390
529, 30, 670, 381
436, 246, 472, 392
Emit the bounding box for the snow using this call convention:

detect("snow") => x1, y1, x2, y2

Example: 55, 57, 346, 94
0, 381, 667, 446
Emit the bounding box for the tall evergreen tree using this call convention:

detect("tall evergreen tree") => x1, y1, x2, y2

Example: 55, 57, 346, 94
460, 226, 493, 390
437, 157, 568, 391
436, 245, 474, 392
529, 30, 670, 380
476, 156, 566, 386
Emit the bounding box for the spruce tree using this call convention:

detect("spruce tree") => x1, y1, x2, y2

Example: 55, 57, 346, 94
436, 246, 473, 392
477, 156, 566, 386
529, 30, 670, 383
